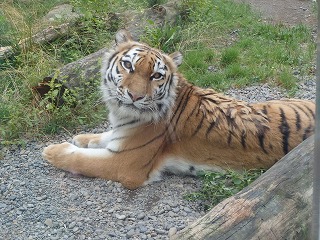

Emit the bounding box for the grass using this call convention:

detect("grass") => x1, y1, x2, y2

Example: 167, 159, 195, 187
185, 169, 265, 211
0, 0, 315, 141
0, 0, 316, 210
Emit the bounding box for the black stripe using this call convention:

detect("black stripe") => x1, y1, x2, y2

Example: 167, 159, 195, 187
198, 92, 215, 97
258, 132, 267, 154
171, 86, 194, 128
134, 48, 146, 52
167, 85, 194, 141
279, 107, 290, 154
303, 125, 313, 140
206, 119, 217, 139
107, 148, 118, 153
144, 138, 167, 171
303, 104, 315, 119
108, 56, 119, 73
114, 119, 140, 129
241, 130, 246, 149
157, 74, 173, 100
192, 113, 205, 136
185, 98, 201, 123
203, 97, 218, 104
227, 131, 232, 145
288, 105, 301, 131
106, 52, 119, 70
226, 115, 236, 146
253, 118, 268, 154
109, 131, 166, 153
289, 103, 311, 121
182, 97, 201, 132
262, 105, 268, 115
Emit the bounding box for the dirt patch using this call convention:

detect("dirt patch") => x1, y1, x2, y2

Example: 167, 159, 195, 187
234, 0, 317, 28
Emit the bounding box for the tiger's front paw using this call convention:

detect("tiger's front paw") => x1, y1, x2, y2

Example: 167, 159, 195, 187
72, 134, 101, 148
72, 133, 109, 148
42, 142, 78, 172
72, 134, 91, 148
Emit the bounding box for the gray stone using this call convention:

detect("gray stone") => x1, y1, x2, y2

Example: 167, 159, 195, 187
126, 229, 135, 237
68, 222, 76, 229
115, 214, 126, 220
44, 219, 53, 227
137, 212, 146, 220
168, 227, 177, 237
43, 4, 82, 24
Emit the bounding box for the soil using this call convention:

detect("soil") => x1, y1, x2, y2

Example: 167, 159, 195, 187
234, 0, 317, 28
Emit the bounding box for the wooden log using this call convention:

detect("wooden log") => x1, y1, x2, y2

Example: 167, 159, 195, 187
173, 136, 313, 240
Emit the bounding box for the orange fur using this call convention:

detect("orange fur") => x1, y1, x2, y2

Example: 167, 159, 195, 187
42, 30, 315, 189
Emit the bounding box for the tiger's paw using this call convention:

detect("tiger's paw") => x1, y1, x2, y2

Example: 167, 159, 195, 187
72, 134, 101, 148
42, 142, 78, 172
72, 134, 92, 148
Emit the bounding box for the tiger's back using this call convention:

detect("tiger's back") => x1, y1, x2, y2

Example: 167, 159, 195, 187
161, 80, 315, 173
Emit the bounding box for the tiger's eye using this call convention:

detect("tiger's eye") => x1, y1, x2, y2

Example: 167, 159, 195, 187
122, 61, 132, 69
152, 72, 163, 80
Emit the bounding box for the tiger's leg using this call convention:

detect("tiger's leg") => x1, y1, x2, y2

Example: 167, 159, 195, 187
72, 130, 113, 148
42, 142, 148, 189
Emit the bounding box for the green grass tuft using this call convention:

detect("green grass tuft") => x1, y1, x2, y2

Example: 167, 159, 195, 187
185, 169, 265, 211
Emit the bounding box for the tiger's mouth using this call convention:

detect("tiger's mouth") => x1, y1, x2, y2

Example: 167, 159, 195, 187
118, 99, 145, 110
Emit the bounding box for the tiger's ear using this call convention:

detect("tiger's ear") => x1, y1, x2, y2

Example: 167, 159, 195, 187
170, 52, 183, 67
115, 30, 133, 45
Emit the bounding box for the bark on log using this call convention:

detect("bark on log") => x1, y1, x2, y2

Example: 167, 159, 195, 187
173, 136, 314, 240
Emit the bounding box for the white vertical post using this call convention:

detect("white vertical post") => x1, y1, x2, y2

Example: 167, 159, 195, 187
312, 0, 320, 239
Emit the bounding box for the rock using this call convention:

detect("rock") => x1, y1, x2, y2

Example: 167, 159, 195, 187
121, 1, 179, 40
155, 228, 166, 234
168, 227, 177, 237
44, 218, 53, 227
137, 212, 146, 220
68, 221, 76, 229
115, 214, 126, 220
42, 4, 82, 25
126, 229, 135, 237
139, 225, 148, 233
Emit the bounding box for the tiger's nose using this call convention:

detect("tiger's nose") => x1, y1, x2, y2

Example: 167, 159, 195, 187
127, 91, 144, 102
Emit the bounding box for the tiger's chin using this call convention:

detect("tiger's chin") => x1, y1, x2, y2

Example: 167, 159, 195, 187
107, 101, 170, 124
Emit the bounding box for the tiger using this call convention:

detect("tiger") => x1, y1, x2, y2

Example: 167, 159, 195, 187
42, 30, 315, 190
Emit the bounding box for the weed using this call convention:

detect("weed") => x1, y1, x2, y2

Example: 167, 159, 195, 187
142, 21, 182, 53
220, 47, 240, 67
185, 169, 265, 211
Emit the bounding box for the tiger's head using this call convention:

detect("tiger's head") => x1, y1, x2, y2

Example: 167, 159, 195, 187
101, 30, 183, 124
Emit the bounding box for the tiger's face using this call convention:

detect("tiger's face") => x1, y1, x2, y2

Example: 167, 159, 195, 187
101, 30, 182, 123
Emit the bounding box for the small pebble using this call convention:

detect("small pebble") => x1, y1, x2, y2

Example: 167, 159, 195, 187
115, 214, 126, 220
168, 227, 177, 237
44, 218, 53, 227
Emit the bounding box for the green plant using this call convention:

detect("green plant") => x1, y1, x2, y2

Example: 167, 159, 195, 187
185, 169, 265, 211
220, 47, 240, 67
141, 21, 182, 53
147, 0, 166, 8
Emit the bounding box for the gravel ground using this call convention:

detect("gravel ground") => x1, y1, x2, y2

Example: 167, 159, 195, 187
0, 76, 316, 240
